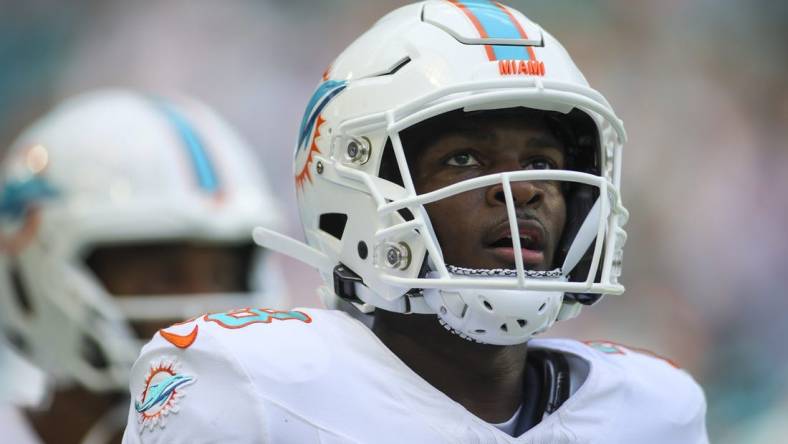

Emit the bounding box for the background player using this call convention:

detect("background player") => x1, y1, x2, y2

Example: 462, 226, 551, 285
0, 89, 287, 443
123, 2, 707, 442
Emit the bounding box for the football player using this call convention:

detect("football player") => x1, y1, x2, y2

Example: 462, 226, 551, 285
0, 89, 286, 443
123, 2, 708, 442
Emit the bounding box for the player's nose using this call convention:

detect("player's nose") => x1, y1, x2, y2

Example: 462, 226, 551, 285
485, 180, 543, 209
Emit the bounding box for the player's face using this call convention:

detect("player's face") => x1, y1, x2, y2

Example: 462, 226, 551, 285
89, 243, 250, 295
87, 243, 251, 338
410, 115, 566, 270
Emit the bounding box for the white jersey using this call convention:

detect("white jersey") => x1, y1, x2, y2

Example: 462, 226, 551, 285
0, 342, 44, 444
122, 307, 708, 444
0, 341, 48, 408
0, 406, 41, 444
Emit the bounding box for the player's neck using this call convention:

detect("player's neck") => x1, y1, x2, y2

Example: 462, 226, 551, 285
25, 387, 125, 444
373, 310, 527, 423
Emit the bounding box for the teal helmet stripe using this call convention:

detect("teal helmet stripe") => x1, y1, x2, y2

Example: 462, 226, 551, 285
154, 99, 220, 193
460, 0, 530, 60
296, 80, 347, 156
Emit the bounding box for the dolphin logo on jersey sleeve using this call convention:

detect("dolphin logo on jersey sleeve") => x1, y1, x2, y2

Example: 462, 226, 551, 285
135, 357, 196, 432
135, 374, 194, 413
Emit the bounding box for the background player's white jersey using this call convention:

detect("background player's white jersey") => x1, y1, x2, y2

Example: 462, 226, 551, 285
0, 344, 45, 444
122, 308, 708, 444
0, 342, 48, 408
0, 406, 41, 444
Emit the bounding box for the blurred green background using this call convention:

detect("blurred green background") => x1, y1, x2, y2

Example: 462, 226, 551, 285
1, 1, 786, 442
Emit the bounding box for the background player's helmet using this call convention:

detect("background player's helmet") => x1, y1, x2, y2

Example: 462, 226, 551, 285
0, 89, 286, 392
282, 1, 629, 346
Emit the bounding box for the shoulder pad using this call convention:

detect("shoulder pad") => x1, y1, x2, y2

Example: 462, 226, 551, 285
582, 340, 709, 442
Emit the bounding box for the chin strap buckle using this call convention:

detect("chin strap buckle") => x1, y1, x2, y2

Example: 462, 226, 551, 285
333, 264, 364, 305
556, 301, 582, 321
558, 292, 603, 321
332, 264, 433, 315
564, 292, 603, 305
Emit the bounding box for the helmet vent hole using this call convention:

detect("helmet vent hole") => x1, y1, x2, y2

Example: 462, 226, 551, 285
517, 319, 528, 328
5, 329, 29, 354
382, 56, 411, 76
81, 334, 109, 370
397, 208, 415, 222
357, 241, 368, 260
9, 267, 34, 316
473, 329, 486, 334
538, 302, 547, 313
499, 323, 508, 332
482, 299, 494, 311
319, 213, 348, 240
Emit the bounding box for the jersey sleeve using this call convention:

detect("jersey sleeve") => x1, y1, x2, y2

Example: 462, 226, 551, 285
583, 340, 709, 443
121, 319, 266, 444
620, 345, 708, 443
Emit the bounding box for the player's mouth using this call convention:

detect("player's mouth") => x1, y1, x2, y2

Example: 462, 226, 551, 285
484, 220, 547, 268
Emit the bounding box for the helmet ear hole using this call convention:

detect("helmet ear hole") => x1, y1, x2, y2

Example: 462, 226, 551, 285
319, 213, 349, 240
397, 208, 415, 222
4, 328, 29, 354
81, 334, 109, 370
9, 266, 34, 316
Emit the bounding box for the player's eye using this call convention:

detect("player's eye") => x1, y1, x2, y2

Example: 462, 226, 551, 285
445, 152, 481, 167
523, 157, 557, 170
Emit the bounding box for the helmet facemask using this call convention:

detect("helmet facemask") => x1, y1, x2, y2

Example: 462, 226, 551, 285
256, 2, 629, 346
294, 89, 627, 345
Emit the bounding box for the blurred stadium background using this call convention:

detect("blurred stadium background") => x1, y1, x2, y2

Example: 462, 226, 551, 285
1, 1, 785, 442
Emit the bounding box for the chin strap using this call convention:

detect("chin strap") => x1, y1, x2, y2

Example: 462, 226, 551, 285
331, 264, 433, 315
556, 301, 582, 321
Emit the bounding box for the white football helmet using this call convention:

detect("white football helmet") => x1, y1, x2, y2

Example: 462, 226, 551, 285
255, 1, 628, 345
0, 89, 286, 392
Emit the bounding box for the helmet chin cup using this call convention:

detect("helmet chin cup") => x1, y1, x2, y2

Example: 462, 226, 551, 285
423, 272, 566, 346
